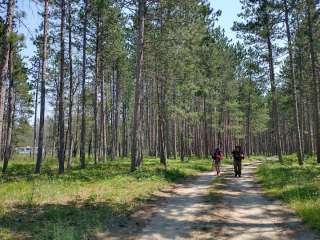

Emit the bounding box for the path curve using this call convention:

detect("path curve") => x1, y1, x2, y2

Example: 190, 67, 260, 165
98, 162, 320, 240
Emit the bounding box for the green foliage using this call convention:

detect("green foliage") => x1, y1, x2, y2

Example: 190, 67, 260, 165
257, 158, 320, 231
12, 119, 33, 147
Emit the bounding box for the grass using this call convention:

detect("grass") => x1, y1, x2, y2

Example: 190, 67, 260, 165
0, 155, 212, 240
256, 154, 320, 231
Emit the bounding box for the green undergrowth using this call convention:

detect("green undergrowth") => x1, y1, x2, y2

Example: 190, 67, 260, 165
256, 154, 320, 231
0, 156, 211, 240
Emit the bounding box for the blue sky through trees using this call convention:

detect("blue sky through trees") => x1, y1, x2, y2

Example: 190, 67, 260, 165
16, 0, 242, 61
12, 0, 242, 119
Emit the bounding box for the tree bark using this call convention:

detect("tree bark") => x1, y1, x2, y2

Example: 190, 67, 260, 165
32, 59, 41, 161
58, 0, 66, 174
131, 0, 146, 171
93, 14, 100, 164
157, 74, 167, 168
112, 62, 120, 160
80, 0, 88, 169
35, 0, 49, 173
284, 0, 304, 165
100, 70, 107, 161
266, 21, 283, 162
67, 0, 74, 169
246, 76, 252, 157
2, 45, 15, 173
0, 0, 15, 161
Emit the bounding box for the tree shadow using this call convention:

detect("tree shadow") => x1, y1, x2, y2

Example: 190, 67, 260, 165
0, 199, 138, 240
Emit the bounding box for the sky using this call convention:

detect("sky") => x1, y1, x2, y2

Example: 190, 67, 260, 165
209, 0, 242, 42
16, 1, 42, 60
16, 0, 243, 61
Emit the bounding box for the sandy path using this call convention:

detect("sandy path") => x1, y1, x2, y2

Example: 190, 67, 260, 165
209, 163, 319, 240
98, 162, 319, 240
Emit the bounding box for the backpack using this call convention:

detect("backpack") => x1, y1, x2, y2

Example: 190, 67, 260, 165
213, 151, 222, 160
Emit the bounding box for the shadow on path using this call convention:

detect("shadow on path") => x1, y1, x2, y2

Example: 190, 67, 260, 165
98, 163, 320, 240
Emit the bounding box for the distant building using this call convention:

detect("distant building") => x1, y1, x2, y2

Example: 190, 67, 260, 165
15, 147, 37, 154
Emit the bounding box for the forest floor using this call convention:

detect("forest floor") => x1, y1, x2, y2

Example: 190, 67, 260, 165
98, 162, 320, 240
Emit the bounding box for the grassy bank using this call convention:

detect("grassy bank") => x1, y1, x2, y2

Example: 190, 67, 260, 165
256, 155, 320, 231
0, 156, 211, 240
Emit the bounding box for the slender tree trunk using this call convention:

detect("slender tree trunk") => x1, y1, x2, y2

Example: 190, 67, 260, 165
112, 62, 120, 160
115, 64, 120, 158
284, 0, 304, 165
32, 60, 41, 161
157, 75, 167, 168
36, 0, 49, 173
0, 0, 15, 161
122, 102, 128, 157
80, 0, 88, 169
180, 120, 185, 161
308, 101, 315, 154
203, 96, 209, 158
100, 70, 107, 161
2, 46, 14, 173
93, 16, 100, 164
58, 0, 66, 174
246, 75, 252, 157
131, 0, 146, 171
266, 28, 283, 162
67, 0, 74, 169
73, 100, 80, 157
172, 115, 177, 159
88, 131, 92, 158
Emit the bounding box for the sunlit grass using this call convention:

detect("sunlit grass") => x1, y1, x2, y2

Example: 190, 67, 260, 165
256, 155, 320, 231
0, 155, 211, 240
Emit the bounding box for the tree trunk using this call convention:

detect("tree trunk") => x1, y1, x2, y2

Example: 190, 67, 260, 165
180, 120, 185, 161
67, 0, 74, 169
157, 74, 167, 168
100, 70, 107, 161
73, 100, 80, 157
80, 0, 88, 169
112, 62, 120, 160
93, 15, 100, 164
266, 26, 283, 162
203, 96, 209, 158
32, 59, 41, 161
35, 0, 49, 173
284, 0, 304, 165
122, 102, 128, 157
131, 0, 146, 171
246, 75, 252, 157
172, 115, 177, 159
0, 0, 15, 161
58, 0, 66, 174
2, 45, 15, 173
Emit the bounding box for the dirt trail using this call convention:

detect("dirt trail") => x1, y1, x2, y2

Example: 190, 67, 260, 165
98, 162, 319, 240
